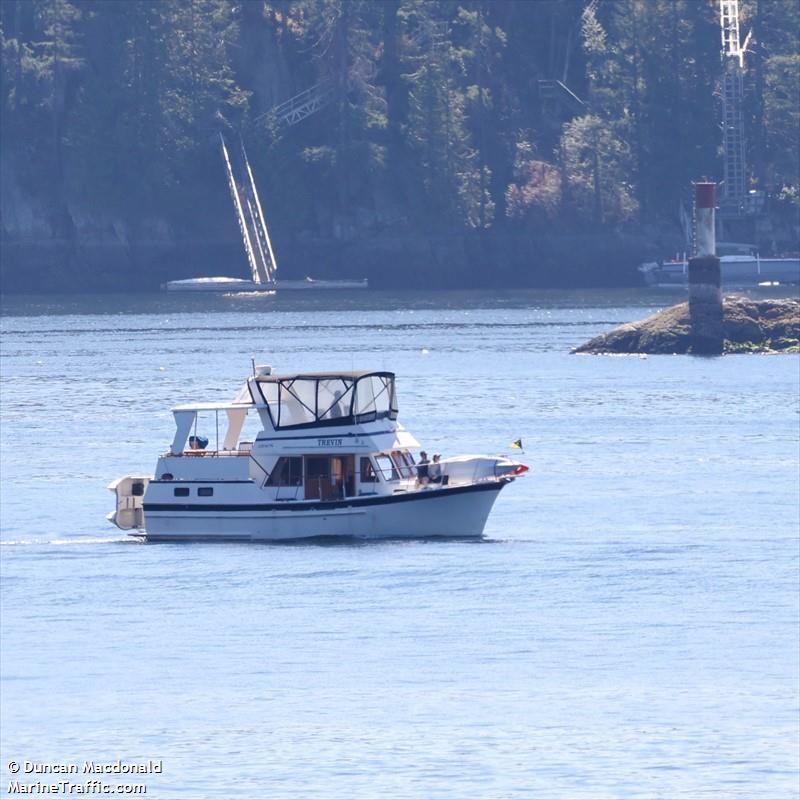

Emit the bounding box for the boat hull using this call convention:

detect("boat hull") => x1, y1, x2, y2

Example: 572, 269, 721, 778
162, 277, 368, 292
163, 277, 264, 292
275, 279, 368, 291
140, 481, 508, 542
640, 256, 800, 287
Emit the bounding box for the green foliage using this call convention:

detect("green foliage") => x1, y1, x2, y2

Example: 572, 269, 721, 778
724, 338, 800, 353
505, 141, 562, 223
0, 0, 797, 250
764, 54, 800, 192
561, 114, 638, 224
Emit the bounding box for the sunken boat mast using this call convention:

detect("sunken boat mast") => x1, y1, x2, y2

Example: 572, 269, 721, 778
219, 133, 277, 287
163, 130, 367, 291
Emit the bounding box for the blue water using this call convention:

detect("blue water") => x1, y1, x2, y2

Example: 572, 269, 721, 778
2, 290, 799, 799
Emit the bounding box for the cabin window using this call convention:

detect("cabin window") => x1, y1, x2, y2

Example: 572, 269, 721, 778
360, 457, 378, 483
198, 487, 214, 497
392, 450, 415, 478
173, 487, 190, 497
131, 482, 145, 497
266, 456, 303, 487
374, 454, 397, 481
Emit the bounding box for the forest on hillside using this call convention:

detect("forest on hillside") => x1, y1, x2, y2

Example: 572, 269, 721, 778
1, 0, 798, 291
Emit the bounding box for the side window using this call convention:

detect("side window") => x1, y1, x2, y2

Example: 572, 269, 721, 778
392, 450, 414, 478
360, 457, 378, 483
374, 454, 397, 481
174, 487, 190, 497
266, 456, 303, 487
197, 487, 214, 497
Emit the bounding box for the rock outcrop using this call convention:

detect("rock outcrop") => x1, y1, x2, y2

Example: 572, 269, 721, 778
573, 296, 800, 354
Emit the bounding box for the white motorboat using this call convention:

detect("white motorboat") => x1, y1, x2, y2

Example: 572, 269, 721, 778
639, 243, 800, 287
108, 367, 528, 542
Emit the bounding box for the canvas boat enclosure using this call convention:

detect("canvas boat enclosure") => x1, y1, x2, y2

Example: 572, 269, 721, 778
249, 370, 398, 431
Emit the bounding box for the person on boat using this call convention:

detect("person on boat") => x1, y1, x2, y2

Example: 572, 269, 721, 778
330, 390, 344, 418
417, 451, 430, 485
429, 454, 443, 484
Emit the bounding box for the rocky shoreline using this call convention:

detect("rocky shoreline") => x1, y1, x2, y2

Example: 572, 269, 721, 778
574, 296, 800, 355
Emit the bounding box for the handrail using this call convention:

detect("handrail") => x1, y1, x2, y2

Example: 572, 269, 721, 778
275, 483, 303, 501
163, 449, 251, 458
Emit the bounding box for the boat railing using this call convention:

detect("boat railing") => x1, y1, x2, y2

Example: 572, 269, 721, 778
275, 483, 303, 501
251, 461, 503, 497
372, 464, 416, 483
371, 462, 492, 489
164, 447, 253, 458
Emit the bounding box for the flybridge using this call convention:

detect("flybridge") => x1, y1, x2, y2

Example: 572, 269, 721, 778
251, 371, 398, 431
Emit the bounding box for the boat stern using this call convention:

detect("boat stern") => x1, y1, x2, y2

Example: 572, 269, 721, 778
107, 475, 151, 530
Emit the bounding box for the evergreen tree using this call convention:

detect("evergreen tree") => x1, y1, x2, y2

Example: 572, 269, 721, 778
1, 0, 798, 283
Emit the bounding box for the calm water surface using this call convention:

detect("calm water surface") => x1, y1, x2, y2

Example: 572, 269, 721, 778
1, 289, 798, 799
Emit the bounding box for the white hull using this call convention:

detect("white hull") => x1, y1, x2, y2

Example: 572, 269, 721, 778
275, 279, 368, 291
163, 277, 368, 292
640, 256, 800, 287
140, 481, 507, 542
163, 277, 266, 292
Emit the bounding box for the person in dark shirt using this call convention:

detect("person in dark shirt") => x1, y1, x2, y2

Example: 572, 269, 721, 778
417, 451, 430, 485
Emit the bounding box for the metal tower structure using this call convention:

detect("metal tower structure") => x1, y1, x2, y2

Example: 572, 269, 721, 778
254, 79, 336, 129
719, 0, 750, 215
537, 0, 591, 128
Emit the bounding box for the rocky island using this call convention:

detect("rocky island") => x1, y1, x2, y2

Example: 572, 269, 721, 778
574, 296, 800, 355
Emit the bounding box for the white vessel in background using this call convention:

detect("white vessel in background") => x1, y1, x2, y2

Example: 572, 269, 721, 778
164, 276, 266, 293
163, 135, 367, 293
639, 242, 800, 287
164, 277, 368, 292
108, 366, 527, 542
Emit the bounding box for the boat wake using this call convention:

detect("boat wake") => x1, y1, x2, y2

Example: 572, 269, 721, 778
222, 290, 277, 298
0, 536, 139, 547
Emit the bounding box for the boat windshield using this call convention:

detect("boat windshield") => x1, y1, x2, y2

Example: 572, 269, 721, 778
255, 372, 398, 430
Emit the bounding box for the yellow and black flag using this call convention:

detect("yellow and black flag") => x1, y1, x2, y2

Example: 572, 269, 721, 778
510, 438, 523, 450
